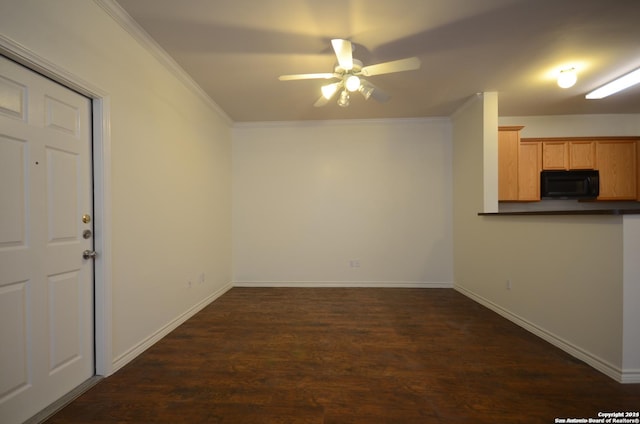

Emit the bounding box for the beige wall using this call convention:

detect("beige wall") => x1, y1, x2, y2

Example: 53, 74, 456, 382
0, 0, 233, 371
500, 114, 640, 137
622, 214, 640, 377
232, 119, 453, 286
454, 96, 626, 379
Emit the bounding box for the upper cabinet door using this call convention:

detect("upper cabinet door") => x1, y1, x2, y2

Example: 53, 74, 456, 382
542, 142, 569, 170
542, 141, 596, 170
518, 141, 541, 201
498, 127, 521, 201
596, 141, 637, 200
569, 141, 596, 169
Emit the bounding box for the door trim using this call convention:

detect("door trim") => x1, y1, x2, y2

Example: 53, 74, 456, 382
0, 34, 114, 377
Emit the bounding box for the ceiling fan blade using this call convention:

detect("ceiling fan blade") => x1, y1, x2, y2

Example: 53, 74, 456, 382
278, 73, 336, 81
360, 57, 421, 76
314, 95, 330, 107
331, 39, 353, 71
315, 82, 342, 107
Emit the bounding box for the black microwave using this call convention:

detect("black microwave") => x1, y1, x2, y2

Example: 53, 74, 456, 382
540, 170, 599, 199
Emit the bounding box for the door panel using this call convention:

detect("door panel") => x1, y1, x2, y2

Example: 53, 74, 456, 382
0, 74, 26, 119
0, 55, 94, 424
0, 281, 29, 401
45, 95, 81, 136
0, 135, 26, 246
49, 271, 82, 373
48, 147, 80, 242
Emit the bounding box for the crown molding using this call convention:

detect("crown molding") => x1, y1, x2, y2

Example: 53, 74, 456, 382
233, 116, 450, 129
93, 0, 233, 126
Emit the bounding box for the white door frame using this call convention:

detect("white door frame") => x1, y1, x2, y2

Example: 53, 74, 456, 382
0, 35, 114, 377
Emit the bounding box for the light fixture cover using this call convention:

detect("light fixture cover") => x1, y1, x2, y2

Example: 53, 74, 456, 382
359, 84, 374, 100
337, 90, 350, 107
557, 68, 577, 88
321, 82, 340, 99
345, 75, 361, 92
586, 68, 640, 99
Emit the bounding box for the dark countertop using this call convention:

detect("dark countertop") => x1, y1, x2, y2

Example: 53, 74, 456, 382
479, 209, 640, 216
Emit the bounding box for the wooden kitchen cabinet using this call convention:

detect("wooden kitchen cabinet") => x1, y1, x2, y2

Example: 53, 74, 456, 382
498, 126, 540, 202
500, 134, 639, 202
498, 126, 522, 201
596, 140, 637, 200
518, 141, 542, 201
542, 140, 596, 170
542, 141, 568, 170
569, 141, 596, 169
637, 140, 640, 201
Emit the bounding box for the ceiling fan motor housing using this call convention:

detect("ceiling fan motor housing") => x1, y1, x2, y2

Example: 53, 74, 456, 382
335, 59, 363, 76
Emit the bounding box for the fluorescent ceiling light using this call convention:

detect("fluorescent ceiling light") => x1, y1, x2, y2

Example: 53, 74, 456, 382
586, 68, 640, 99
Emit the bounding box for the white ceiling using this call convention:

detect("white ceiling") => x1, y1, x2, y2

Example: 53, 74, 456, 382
114, 0, 640, 122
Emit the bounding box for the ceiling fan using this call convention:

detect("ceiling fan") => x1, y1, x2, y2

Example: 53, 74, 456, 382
278, 39, 421, 107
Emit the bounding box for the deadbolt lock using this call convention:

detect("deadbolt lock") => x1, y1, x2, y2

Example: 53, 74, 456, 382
82, 214, 91, 224
83, 229, 92, 239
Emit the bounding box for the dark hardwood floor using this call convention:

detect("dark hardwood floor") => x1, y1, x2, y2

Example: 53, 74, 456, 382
46, 288, 640, 423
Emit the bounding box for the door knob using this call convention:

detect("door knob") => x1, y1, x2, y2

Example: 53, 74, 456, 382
82, 250, 97, 260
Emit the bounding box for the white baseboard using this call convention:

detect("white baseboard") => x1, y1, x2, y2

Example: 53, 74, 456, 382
111, 282, 233, 373
108, 282, 639, 384
233, 281, 453, 288
620, 369, 640, 384
453, 284, 631, 383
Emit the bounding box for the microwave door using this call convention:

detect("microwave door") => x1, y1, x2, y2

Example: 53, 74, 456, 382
541, 170, 599, 198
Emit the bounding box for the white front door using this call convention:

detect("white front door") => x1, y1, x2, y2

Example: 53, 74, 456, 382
0, 55, 94, 424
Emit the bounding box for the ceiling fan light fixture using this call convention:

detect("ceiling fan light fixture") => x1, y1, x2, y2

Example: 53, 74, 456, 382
359, 83, 374, 100
345, 75, 361, 92
586, 67, 640, 99
337, 90, 350, 107
278, 39, 421, 109
557, 67, 577, 88
321, 82, 340, 99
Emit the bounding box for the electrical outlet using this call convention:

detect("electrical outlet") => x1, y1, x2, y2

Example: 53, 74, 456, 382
349, 259, 360, 268
506, 280, 512, 290
187, 280, 192, 289
199, 273, 205, 284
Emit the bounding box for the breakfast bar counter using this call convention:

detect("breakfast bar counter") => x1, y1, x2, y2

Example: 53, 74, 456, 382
479, 209, 640, 216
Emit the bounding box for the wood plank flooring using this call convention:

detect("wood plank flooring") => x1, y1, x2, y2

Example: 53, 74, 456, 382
45, 288, 640, 423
